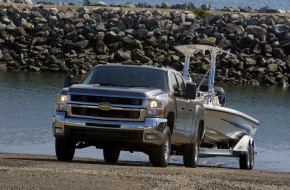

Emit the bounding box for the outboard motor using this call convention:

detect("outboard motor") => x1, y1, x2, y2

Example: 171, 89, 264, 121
214, 86, 226, 107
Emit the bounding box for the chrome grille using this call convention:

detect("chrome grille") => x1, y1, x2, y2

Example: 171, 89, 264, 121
67, 104, 146, 121
71, 95, 143, 106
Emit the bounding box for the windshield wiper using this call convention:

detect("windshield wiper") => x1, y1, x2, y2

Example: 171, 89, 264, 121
97, 83, 118, 86
127, 85, 155, 88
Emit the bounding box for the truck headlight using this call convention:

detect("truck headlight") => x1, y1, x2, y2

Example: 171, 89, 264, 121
56, 94, 68, 111
146, 100, 165, 117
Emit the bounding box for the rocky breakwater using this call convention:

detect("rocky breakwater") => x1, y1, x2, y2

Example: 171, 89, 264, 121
0, 5, 289, 86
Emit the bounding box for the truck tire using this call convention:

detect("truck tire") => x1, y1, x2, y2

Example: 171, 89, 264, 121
239, 142, 254, 170
183, 136, 199, 168
149, 129, 171, 167
103, 148, 120, 163
55, 138, 75, 161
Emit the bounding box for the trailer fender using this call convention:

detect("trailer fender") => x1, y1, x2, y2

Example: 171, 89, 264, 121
233, 135, 253, 155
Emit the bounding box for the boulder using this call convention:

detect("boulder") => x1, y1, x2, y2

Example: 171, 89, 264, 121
245, 25, 267, 37
199, 37, 216, 46
268, 63, 278, 72
245, 57, 256, 66
258, 6, 268, 13
273, 24, 289, 36
116, 48, 131, 61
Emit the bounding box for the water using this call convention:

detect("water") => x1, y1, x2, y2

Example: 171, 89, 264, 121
0, 71, 290, 172
36, 0, 290, 11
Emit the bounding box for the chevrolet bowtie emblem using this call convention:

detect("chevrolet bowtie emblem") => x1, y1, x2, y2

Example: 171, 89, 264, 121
98, 103, 112, 110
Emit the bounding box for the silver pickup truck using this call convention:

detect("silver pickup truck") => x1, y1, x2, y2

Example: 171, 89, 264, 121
52, 63, 205, 167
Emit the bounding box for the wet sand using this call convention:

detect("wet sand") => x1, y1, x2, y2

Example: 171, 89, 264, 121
0, 153, 290, 190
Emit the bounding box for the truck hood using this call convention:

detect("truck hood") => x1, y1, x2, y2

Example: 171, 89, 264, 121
66, 84, 165, 99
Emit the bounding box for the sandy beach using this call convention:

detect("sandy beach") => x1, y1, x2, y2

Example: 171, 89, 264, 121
0, 153, 290, 190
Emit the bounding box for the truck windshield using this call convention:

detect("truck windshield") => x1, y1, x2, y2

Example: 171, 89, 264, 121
81, 66, 168, 92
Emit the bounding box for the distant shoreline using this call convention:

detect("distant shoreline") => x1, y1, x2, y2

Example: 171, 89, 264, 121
0, 3, 289, 86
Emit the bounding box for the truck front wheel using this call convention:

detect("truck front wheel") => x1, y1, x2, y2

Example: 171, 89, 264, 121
183, 136, 200, 168
55, 138, 75, 161
103, 147, 120, 163
149, 129, 171, 167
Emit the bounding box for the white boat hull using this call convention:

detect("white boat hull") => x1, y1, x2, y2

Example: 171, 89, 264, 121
203, 105, 259, 145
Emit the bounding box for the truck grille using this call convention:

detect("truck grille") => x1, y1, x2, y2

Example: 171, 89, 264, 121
67, 104, 146, 121
71, 95, 143, 106
71, 107, 140, 119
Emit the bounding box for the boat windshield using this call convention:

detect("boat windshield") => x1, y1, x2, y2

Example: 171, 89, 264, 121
81, 66, 169, 92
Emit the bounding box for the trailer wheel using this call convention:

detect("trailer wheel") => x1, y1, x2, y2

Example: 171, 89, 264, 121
239, 142, 254, 170
55, 138, 75, 161
149, 128, 171, 167
103, 147, 120, 163
183, 136, 200, 168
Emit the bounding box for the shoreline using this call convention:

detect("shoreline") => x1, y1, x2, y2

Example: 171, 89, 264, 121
1, 152, 290, 189
0, 3, 289, 86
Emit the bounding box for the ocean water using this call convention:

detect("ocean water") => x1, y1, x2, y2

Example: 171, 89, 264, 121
0, 71, 289, 172
35, 0, 290, 10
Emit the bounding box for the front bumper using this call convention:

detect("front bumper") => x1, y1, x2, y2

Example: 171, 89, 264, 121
52, 111, 167, 145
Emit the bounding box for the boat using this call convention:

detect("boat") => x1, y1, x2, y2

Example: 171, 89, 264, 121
174, 44, 260, 170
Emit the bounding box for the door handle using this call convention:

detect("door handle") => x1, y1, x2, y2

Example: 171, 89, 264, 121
181, 106, 185, 110
189, 108, 193, 111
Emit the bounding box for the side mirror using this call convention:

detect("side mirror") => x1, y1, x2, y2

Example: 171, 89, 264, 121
64, 75, 74, 87
185, 83, 197, 99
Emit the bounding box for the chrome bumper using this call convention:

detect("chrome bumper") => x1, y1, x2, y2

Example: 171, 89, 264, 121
52, 111, 167, 145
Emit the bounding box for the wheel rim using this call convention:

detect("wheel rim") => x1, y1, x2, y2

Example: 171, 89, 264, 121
163, 137, 170, 161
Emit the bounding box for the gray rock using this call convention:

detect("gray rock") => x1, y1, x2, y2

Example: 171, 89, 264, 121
76, 40, 89, 49
0, 23, 6, 31
218, 38, 231, 49
186, 13, 197, 22
225, 23, 241, 34
124, 4, 136, 8
94, 1, 108, 6
258, 6, 268, 13
158, 20, 172, 30
6, 23, 17, 31
268, 63, 278, 72
172, 12, 186, 25
264, 44, 273, 53
157, 2, 171, 9
245, 57, 256, 66
95, 22, 106, 31
95, 40, 108, 53
240, 6, 252, 12
214, 32, 224, 40
245, 25, 267, 37
78, 7, 90, 15
267, 9, 278, 13
116, 48, 131, 61
142, 16, 158, 29
273, 24, 289, 36
244, 19, 258, 26
199, 37, 217, 46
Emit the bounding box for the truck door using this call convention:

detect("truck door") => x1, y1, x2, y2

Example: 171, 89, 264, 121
170, 72, 193, 143
175, 73, 194, 134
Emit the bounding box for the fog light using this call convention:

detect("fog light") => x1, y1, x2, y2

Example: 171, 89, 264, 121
55, 128, 63, 134
145, 134, 157, 140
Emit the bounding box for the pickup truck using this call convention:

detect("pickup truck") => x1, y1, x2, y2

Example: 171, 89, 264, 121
52, 63, 205, 167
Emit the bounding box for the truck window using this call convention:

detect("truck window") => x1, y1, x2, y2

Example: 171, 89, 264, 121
81, 66, 169, 92
170, 72, 178, 91
175, 73, 186, 95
